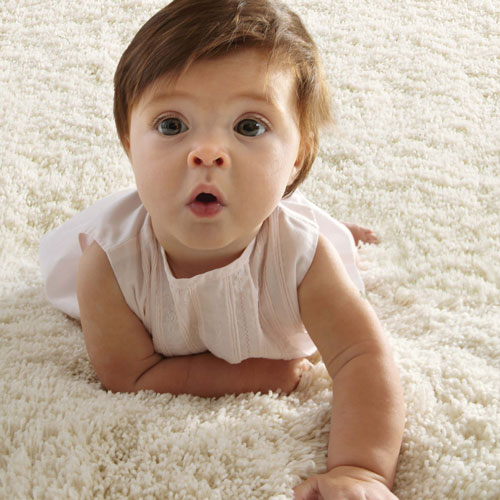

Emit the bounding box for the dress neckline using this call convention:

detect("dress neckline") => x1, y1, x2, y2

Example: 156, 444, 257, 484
159, 230, 260, 288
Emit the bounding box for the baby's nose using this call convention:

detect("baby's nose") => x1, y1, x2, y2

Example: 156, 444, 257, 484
187, 147, 230, 168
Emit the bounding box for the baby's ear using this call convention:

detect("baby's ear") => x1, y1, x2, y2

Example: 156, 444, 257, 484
289, 146, 305, 186
122, 136, 131, 159
294, 132, 313, 168
288, 162, 301, 187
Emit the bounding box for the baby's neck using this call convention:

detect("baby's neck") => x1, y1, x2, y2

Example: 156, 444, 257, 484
155, 221, 262, 279
165, 248, 244, 279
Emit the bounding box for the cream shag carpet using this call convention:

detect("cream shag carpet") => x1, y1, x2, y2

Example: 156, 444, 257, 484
1, 0, 499, 499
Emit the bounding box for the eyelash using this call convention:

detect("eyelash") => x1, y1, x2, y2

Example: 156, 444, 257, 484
152, 114, 271, 136
235, 116, 269, 136
152, 114, 184, 132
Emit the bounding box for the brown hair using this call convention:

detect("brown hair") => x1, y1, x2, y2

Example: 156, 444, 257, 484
114, 0, 333, 196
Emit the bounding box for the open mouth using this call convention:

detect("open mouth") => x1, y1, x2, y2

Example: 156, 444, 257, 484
188, 189, 224, 217
195, 193, 218, 204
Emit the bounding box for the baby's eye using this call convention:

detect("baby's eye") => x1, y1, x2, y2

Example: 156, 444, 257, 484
157, 117, 188, 136
234, 119, 267, 137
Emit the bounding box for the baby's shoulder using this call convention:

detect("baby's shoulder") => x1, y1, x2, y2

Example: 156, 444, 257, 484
79, 188, 148, 252
258, 202, 319, 288
271, 200, 319, 247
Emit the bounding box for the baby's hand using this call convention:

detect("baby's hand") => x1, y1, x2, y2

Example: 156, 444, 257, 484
293, 466, 398, 500
271, 357, 313, 394
243, 357, 312, 394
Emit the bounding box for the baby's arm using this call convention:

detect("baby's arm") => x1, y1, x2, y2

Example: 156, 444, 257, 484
77, 242, 307, 397
294, 234, 405, 499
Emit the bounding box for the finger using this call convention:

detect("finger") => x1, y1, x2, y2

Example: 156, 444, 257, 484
293, 476, 318, 500
300, 359, 314, 371
366, 230, 379, 244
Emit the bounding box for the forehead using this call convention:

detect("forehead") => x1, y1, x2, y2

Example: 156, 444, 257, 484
134, 48, 298, 113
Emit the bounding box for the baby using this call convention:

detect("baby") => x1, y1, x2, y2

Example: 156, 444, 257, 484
40, 1, 405, 498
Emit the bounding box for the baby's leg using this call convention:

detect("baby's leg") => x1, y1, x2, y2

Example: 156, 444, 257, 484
343, 222, 379, 246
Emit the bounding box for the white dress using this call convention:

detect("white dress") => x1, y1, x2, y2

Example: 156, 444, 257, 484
40, 188, 364, 364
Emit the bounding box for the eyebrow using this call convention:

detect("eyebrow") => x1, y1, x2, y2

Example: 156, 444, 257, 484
143, 89, 279, 110
233, 91, 278, 106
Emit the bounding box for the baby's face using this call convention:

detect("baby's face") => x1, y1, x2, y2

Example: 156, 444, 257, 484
127, 48, 302, 269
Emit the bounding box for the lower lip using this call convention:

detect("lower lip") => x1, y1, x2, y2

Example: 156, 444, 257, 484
188, 201, 224, 217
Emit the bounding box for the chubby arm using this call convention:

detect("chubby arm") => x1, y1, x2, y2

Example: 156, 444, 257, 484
77, 241, 307, 396
295, 234, 405, 497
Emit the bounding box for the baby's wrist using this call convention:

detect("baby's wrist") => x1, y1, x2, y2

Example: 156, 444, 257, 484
237, 357, 268, 393
326, 465, 392, 489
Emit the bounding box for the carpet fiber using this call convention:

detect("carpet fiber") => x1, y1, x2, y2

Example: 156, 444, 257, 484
1, 0, 499, 499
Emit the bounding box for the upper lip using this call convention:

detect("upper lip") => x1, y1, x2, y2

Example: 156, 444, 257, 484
187, 184, 226, 205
